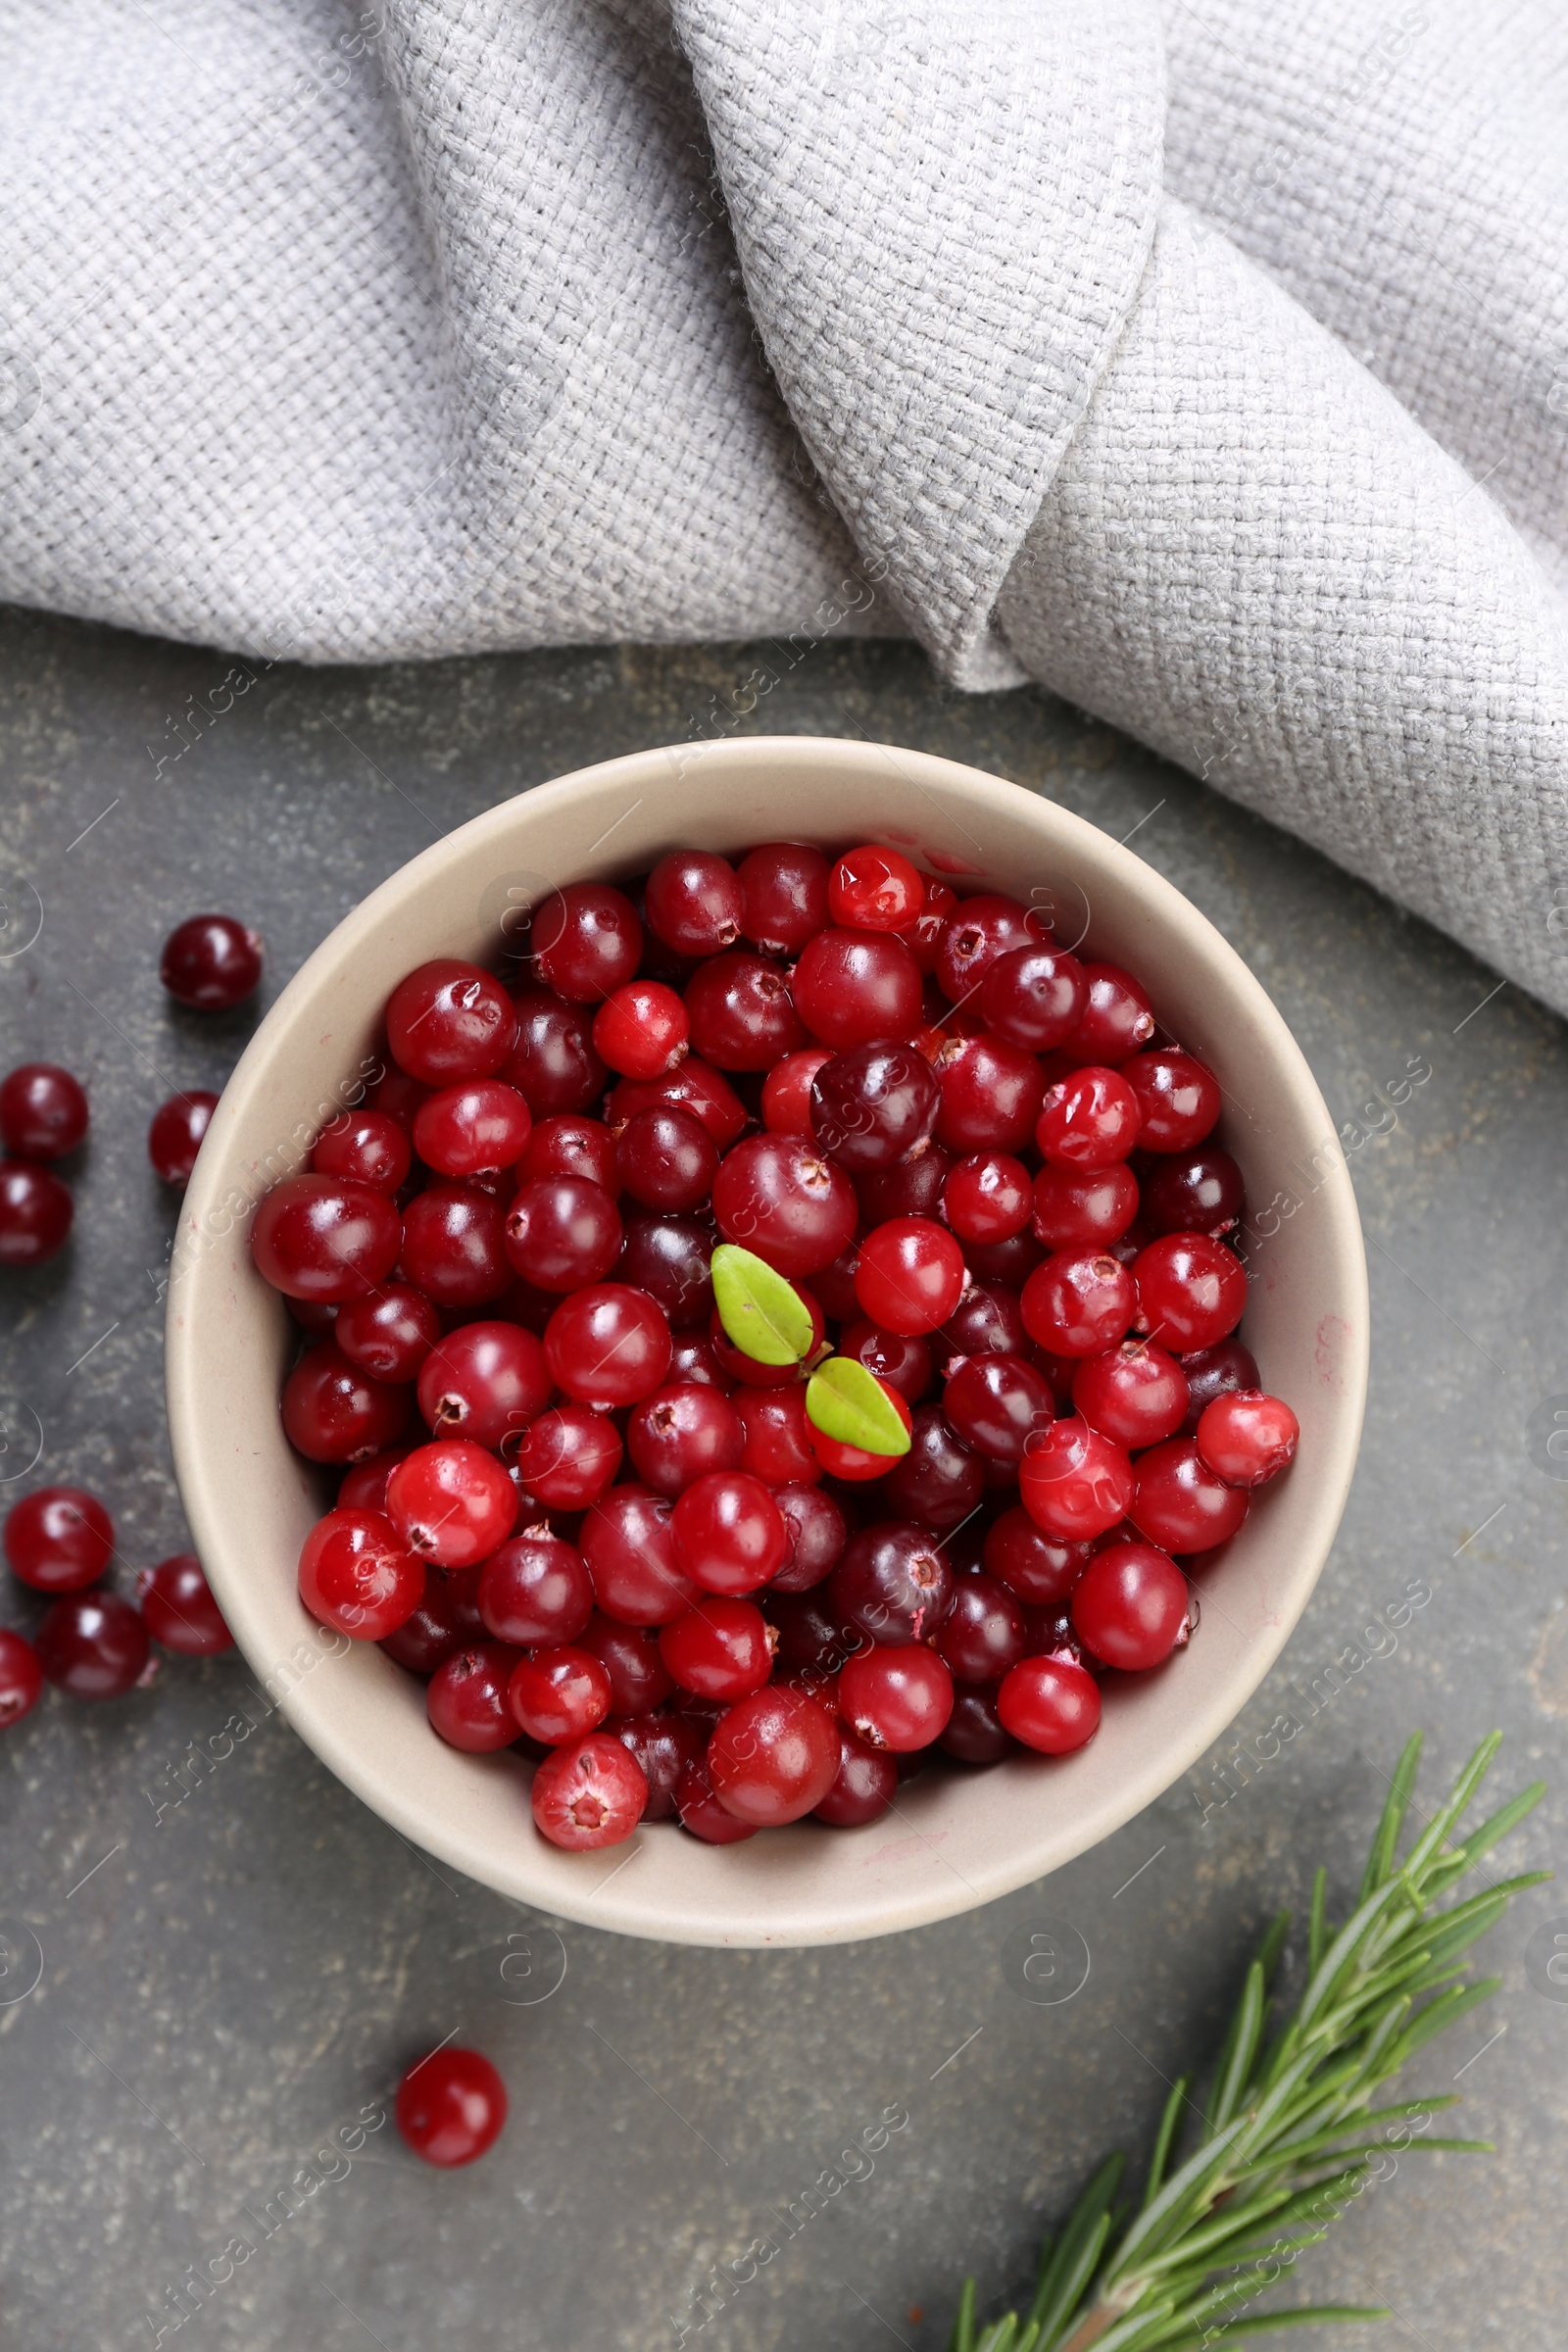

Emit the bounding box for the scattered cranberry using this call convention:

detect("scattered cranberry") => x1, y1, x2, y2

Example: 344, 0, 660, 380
395, 2046, 509, 2166
532, 1730, 648, 1848
838, 1645, 954, 1751
6, 1486, 114, 1592
0, 1626, 43, 1725
160, 914, 263, 1010
1196, 1390, 1299, 1487
136, 1553, 233, 1654
0, 1064, 89, 1159
997, 1654, 1101, 1753
35, 1591, 150, 1699
0, 1160, 73, 1264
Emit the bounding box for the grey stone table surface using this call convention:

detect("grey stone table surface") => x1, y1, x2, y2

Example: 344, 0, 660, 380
1, 605, 1564, 2352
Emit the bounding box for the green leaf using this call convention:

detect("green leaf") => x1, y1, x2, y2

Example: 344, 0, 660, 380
1361, 1733, 1424, 1901
1027, 2152, 1124, 2341
805, 1356, 911, 1456
710, 1244, 814, 1366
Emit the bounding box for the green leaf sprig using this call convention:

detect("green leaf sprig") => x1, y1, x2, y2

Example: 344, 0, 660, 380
950, 1731, 1548, 2352
710, 1242, 910, 1459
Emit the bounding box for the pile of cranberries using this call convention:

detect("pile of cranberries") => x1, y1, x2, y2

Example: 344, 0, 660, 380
248, 840, 1298, 1854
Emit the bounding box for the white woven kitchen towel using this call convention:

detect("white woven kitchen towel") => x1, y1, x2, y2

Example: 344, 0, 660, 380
0, 0, 1564, 1008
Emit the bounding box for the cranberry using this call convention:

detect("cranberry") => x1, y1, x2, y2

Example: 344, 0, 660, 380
1036, 1067, 1140, 1169
660, 1597, 775, 1700
298, 1509, 425, 1638
814, 1726, 899, 1824
0, 1160, 73, 1264
769, 1483, 847, 1592
520, 1111, 620, 1194
1073, 1338, 1189, 1447
668, 1333, 729, 1389
939, 1686, 1015, 1764
475, 1530, 589, 1647
396, 2047, 509, 2166
761, 1047, 834, 1135
580, 1612, 675, 1713
614, 1105, 718, 1213
823, 843, 920, 931
368, 1065, 432, 1131
684, 951, 807, 1071
1062, 963, 1155, 1063
932, 1033, 1044, 1153
944, 1152, 1030, 1245
610, 1710, 706, 1820
1021, 1250, 1136, 1357
35, 1591, 150, 1699
608, 1057, 749, 1151
645, 852, 744, 957
1141, 1147, 1245, 1239
135, 1552, 233, 1655
380, 1564, 483, 1673
980, 946, 1087, 1052
160, 913, 263, 1010
1133, 1234, 1247, 1351
282, 1342, 411, 1464
670, 1471, 787, 1595
616, 1212, 714, 1327
532, 882, 642, 1003
708, 1685, 841, 1823
336, 1284, 442, 1384
721, 1389, 809, 1488
338, 1447, 415, 1514
997, 1654, 1101, 1752
792, 926, 923, 1052
943, 1354, 1054, 1464
504, 1174, 622, 1291
893, 873, 955, 973
676, 1753, 759, 1841
839, 1320, 932, 1406
1072, 1543, 1189, 1671
838, 1644, 953, 1751
416, 1323, 551, 1450
385, 1441, 516, 1567
1197, 1390, 1299, 1487
765, 1588, 855, 1675
1125, 1050, 1222, 1152
628, 1385, 744, 1497
544, 1283, 671, 1406
533, 1729, 649, 1848
386, 959, 514, 1083
1130, 1438, 1250, 1552
830, 1522, 953, 1645
145, 1090, 219, 1189
513, 1404, 622, 1506
0, 1063, 88, 1158
1031, 1161, 1140, 1250
858, 1142, 953, 1225
934, 1570, 1027, 1683
937, 1281, 1029, 1369
808, 1043, 939, 1173
1179, 1337, 1262, 1435
0, 1627, 43, 1726
983, 1507, 1094, 1605
505, 990, 608, 1114
5, 1486, 114, 1592
963, 1228, 1044, 1287
711, 1133, 857, 1277
935, 895, 1046, 1004
738, 842, 830, 957
413, 1080, 531, 1178
581, 1485, 695, 1623
252, 1174, 402, 1300
592, 980, 689, 1080
506, 1643, 611, 1741
880, 1403, 983, 1529
421, 1642, 520, 1749
854, 1217, 966, 1335
312, 1109, 412, 1194
1019, 1418, 1135, 1540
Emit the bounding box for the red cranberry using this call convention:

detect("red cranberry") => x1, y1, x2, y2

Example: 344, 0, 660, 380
580, 1612, 675, 1713
684, 952, 807, 1071
505, 990, 608, 1114
1021, 1250, 1136, 1357
809, 1042, 939, 1173
962, 1228, 1044, 1287
160, 913, 263, 1010
544, 1283, 671, 1407
1072, 1543, 1189, 1671
424, 1642, 521, 1749
504, 1175, 622, 1291
838, 1644, 953, 1751
1019, 1418, 1135, 1540
532, 1729, 649, 1849
1031, 1161, 1140, 1250
398, 1184, 509, 1305
792, 926, 923, 1052
858, 1142, 953, 1225
609, 1710, 706, 1820
939, 1686, 1016, 1764
35, 1590, 150, 1699
513, 1404, 622, 1507
1036, 1066, 1140, 1168
147, 1091, 220, 1189
1125, 1050, 1222, 1152
520, 1112, 620, 1194
1072, 1338, 1189, 1447
135, 1553, 233, 1655
5, 1486, 114, 1592
997, 1654, 1100, 1752
828, 844, 924, 931
808, 1382, 913, 1485
898, 874, 958, 974
934, 895, 1046, 1004
368, 1065, 432, 1130
645, 852, 744, 957
379, 1563, 483, 1673
830, 1522, 953, 1645
738, 842, 830, 957
765, 1588, 855, 1675
592, 980, 689, 1079
252, 1174, 401, 1301
676, 1753, 758, 1841
413, 1080, 532, 1178
983, 1507, 1094, 1605
282, 1342, 411, 1463
671, 1471, 787, 1595
478, 1528, 592, 1646
0, 1626, 43, 1726
581, 1485, 695, 1623
1133, 1234, 1247, 1351
761, 1047, 834, 1136
813, 1725, 899, 1824
934, 1570, 1027, 1683
338, 1447, 415, 1514
769, 1482, 847, 1592
0, 1063, 88, 1158
386, 959, 514, 1083
839, 1320, 933, 1405
0, 1160, 73, 1264
608, 1057, 749, 1151
616, 1212, 714, 1326
854, 1217, 966, 1335
659, 1597, 775, 1700
1130, 1438, 1250, 1552
396, 2046, 509, 2166
1141, 1147, 1245, 1239
937, 1281, 1029, 1369
932, 1033, 1044, 1153
336, 1284, 443, 1384
980, 946, 1087, 1051
944, 1152, 1031, 1245
943, 1354, 1054, 1464
312, 1109, 412, 1194
299, 1508, 424, 1638
711, 1133, 857, 1277
614, 1105, 718, 1213
507, 1643, 611, 1742
708, 1685, 841, 1823
532, 883, 642, 1003
416, 1323, 550, 1450
385, 1441, 516, 1567
879, 1404, 983, 1530
1062, 963, 1155, 1062
1197, 1391, 1298, 1487
1179, 1337, 1262, 1435
628, 1385, 744, 1496
726, 1387, 814, 1487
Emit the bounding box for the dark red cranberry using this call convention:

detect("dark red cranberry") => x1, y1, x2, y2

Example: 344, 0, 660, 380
282, 1342, 411, 1463
792, 927, 923, 1052
937, 1281, 1029, 1370
581, 1485, 694, 1623
136, 1552, 233, 1654
0, 1160, 73, 1264
160, 913, 263, 1010
1062, 963, 1155, 1063
504, 990, 608, 1114
1130, 1439, 1250, 1552
814, 1725, 899, 1824
838, 1644, 953, 1750
35, 1591, 150, 1699
615, 1212, 714, 1328
711, 1133, 858, 1278
682, 952, 807, 1071
338, 1447, 415, 1514
943, 1152, 1031, 1245
397, 1184, 507, 1305
1197, 1391, 1299, 1487
426, 1642, 523, 1750
855, 1217, 966, 1335
146, 1091, 219, 1189
769, 1483, 848, 1592
676, 1753, 758, 1841
386, 1441, 517, 1567
396, 2047, 509, 2166
1019, 1418, 1135, 1541
997, 1654, 1100, 1751
659, 1597, 775, 1700
935, 895, 1047, 1004
962, 1228, 1045, 1287
667, 1333, 729, 1389
932, 1033, 1044, 1153
828, 844, 924, 931
857, 1143, 953, 1227
1141, 1147, 1245, 1239
830, 1521, 953, 1646
725, 1387, 813, 1486
809, 1041, 939, 1173
1072, 1543, 1190, 1670
368, 1065, 432, 1131
503, 1175, 622, 1291
532, 1731, 649, 1848
0, 1627, 43, 1726
0, 1064, 88, 1158
765, 1588, 855, 1675
980, 946, 1086, 1051
477, 1529, 592, 1646
943, 1354, 1054, 1464
708, 1685, 841, 1823
645, 852, 745, 957
386, 959, 514, 1083
1133, 1234, 1248, 1351
532, 883, 642, 1004
738, 843, 830, 957
544, 1284, 671, 1407
879, 1404, 983, 1531
580, 1612, 675, 1713
252, 1174, 402, 1301
939, 1686, 1015, 1764
334, 1285, 441, 1385
379, 1563, 483, 1673
5, 1486, 114, 1592
592, 980, 689, 1079
614, 1105, 718, 1213
628, 1384, 744, 1496
416, 1322, 550, 1450
1125, 1050, 1222, 1152
520, 1112, 619, 1194
608, 1710, 705, 1820
312, 1109, 412, 1194
934, 1570, 1027, 1682
1179, 1337, 1262, 1435
839, 1319, 933, 1406
1073, 1338, 1189, 1448
1036, 1067, 1141, 1168
608, 1057, 749, 1151
513, 1404, 623, 1507
1031, 1162, 1140, 1250
1021, 1250, 1137, 1357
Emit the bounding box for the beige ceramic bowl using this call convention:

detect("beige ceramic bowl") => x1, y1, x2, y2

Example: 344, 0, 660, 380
167, 736, 1367, 1947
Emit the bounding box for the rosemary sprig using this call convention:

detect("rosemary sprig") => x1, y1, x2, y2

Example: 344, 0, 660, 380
950, 1732, 1548, 2352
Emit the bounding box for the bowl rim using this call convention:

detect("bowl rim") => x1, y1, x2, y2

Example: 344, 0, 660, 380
167, 733, 1369, 1945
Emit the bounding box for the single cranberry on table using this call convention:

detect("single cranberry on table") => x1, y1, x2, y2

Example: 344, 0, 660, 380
336, 1284, 443, 1385
1133, 1233, 1248, 1352
0, 1160, 73, 1265
543, 1283, 671, 1407
35, 1591, 151, 1699
670, 1470, 787, 1595
1124, 1050, 1222, 1152
708, 1684, 841, 1824
505, 990, 608, 1114
737, 842, 830, 957
1072, 1338, 1189, 1448
136, 1553, 233, 1654
592, 979, 689, 1079
769, 1482, 847, 1592
299, 1508, 424, 1640
614, 1105, 718, 1214
1196, 1390, 1299, 1487
311, 1108, 412, 1194
814, 1725, 900, 1825
645, 851, 745, 958
627, 1383, 745, 1496
854, 1217, 966, 1336
380, 1563, 483, 1673
0, 1627, 43, 1726
1061, 962, 1155, 1064
828, 844, 925, 932
251, 1173, 401, 1301
659, 1597, 775, 1701
943, 1353, 1054, 1465
983, 1507, 1094, 1606
532, 1730, 649, 1848
931, 1033, 1045, 1154
830, 1522, 953, 1646
838, 1644, 954, 1751
281, 1342, 411, 1464
395, 2046, 509, 2167
148, 1090, 220, 1188
0, 1064, 89, 1159
1019, 1417, 1135, 1541
531, 882, 642, 1004
1130, 1438, 1250, 1552
160, 913, 263, 1010
997, 1654, 1101, 1753
385, 1441, 516, 1568
5, 1485, 114, 1592
512, 1404, 622, 1507
934, 895, 1047, 1004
